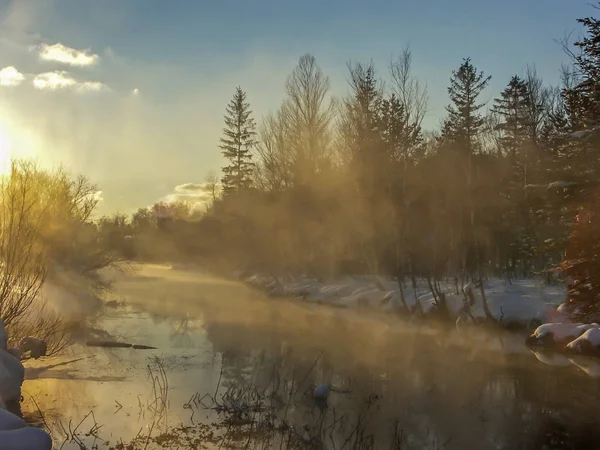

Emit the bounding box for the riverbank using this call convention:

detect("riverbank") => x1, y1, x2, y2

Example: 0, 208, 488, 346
11, 264, 600, 449
234, 272, 566, 328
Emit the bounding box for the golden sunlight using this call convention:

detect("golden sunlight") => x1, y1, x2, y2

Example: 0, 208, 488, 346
0, 125, 12, 175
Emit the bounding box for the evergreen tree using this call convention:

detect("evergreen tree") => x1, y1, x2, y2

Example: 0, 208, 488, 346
342, 62, 386, 199
441, 58, 491, 154
491, 76, 531, 159
220, 87, 257, 194
566, 8, 600, 126
557, 5, 600, 320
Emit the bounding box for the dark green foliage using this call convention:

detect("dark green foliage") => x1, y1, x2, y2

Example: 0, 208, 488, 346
220, 87, 257, 194
441, 58, 491, 154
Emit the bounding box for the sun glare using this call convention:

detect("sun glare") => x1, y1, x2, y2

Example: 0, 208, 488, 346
0, 127, 12, 175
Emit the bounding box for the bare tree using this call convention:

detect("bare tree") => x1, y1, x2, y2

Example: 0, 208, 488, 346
254, 111, 293, 191
524, 64, 551, 144
0, 161, 47, 328
0, 161, 116, 355
390, 46, 429, 129
280, 54, 337, 184
204, 170, 221, 205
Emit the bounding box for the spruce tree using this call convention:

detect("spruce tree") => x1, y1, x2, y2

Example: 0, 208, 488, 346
441, 58, 491, 154
491, 76, 531, 159
343, 62, 384, 196
220, 87, 257, 194
557, 5, 600, 320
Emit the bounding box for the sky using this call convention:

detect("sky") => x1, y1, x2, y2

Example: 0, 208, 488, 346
0, 0, 593, 215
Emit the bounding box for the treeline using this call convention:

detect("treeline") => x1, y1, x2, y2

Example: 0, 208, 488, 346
99, 7, 600, 290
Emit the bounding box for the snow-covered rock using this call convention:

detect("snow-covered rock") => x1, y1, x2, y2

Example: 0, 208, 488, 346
566, 328, 600, 355
0, 322, 52, 450
0, 349, 25, 403
0, 409, 52, 449
526, 323, 599, 348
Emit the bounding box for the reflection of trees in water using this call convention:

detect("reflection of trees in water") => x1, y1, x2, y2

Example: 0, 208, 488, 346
168, 314, 206, 348
201, 317, 600, 449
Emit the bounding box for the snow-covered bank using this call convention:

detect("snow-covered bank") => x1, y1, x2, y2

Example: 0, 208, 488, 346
527, 322, 600, 355
237, 272, 600, 360
235, 272, 565, 328
0, 319, 52, 449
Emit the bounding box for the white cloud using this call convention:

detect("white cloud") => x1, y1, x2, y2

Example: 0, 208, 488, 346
0, 66, 25, 86
33, 71, 74, 89
32, 71, 107, 92
160, 181, 221, 211
36, 42, 99, 67
175, 183, 207, 192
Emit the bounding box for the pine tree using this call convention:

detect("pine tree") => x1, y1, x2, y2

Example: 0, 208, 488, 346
441, 58, 491, 154
567, 8, 600, 126
491, 76, 531, 159
557, 5, 600, 320
492, 76, 538, 272
343, 62, 384, 193
220, 87, 257, 194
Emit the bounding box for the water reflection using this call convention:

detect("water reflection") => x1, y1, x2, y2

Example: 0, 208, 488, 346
17, 266, 600, 449
202, 319, 600, 450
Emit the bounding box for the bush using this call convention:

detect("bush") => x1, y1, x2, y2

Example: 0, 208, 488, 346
0, 160, 116, 352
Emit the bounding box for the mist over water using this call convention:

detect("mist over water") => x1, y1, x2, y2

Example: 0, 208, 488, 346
19, 265, 600, 450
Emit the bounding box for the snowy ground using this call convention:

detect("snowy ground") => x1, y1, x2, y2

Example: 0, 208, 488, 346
234, 272, 566, 328
236, 272, 600, 359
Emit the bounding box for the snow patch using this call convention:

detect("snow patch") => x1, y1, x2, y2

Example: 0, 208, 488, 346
241, 274, 565, 327
566, 327, 600, 354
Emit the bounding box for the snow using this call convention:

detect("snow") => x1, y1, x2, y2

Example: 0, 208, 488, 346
0, 410, 52, 449
240, 274, 565, 326
0, 349, 24, 403
566, 327, 600, 354
529, 323, 598, 346
0, 320, 52, 449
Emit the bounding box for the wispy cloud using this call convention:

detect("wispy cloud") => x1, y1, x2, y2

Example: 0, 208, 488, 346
36, 42, 99, 67
32, 71, 107, 92
0, 66, 25, 86
175, 183, 207, 192
160, 182, 221, 211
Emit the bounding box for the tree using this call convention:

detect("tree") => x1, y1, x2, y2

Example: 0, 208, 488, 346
389, 46, 428, 130
254, 110, 293, 191
556, 4, 600, 321
220, 87, 257, 194
523, 65, 550, 145
280, 54, 336, 185
491, 75, 531, 158
342, 61, 384, 194
441, 58, 491, 155
204, 170, 221, 209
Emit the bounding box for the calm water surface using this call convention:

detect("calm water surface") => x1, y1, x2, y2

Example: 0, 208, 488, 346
20, 265, 600, 449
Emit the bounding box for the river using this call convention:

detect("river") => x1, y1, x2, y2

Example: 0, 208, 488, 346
18, 264, 600, 449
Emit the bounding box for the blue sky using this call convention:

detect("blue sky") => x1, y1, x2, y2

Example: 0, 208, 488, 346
0, 0, 593, 213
